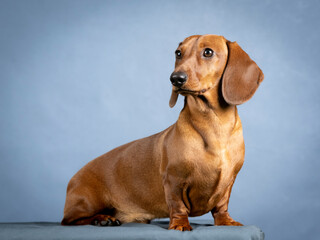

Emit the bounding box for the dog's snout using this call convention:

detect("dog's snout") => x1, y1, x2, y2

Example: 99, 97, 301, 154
170, 72, 188, 88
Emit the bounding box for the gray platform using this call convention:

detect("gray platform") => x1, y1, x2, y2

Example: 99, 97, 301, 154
0, 220, 264, 240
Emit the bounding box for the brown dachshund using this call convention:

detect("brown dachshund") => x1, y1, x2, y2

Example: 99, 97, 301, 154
61, 34, 264, 231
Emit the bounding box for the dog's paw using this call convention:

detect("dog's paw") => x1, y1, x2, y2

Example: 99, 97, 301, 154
91, 214, 121, 227
214, 216, 243, 226
230, 221, 243, 226
169, 216, 192, 231
215, 220, 243, 226
214, 212, 243, 226
169, 223, 192, 231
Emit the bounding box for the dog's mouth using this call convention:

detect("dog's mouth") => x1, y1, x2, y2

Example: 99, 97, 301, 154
176, 87, 211, 95
169, 85, 214, 108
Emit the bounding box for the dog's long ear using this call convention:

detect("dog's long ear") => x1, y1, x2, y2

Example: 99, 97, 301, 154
222, 41, 264, 105
169, 88, 179, 108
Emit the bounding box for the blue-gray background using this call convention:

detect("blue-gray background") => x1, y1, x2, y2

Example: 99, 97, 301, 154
1, 0, 319, 239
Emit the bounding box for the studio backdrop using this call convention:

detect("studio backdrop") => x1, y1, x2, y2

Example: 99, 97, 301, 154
0, 1, 319, 240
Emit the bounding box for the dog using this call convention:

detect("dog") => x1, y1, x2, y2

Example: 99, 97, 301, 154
61, 34, 264, 231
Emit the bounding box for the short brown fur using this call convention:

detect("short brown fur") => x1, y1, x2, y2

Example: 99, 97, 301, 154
61, 34, 264, 231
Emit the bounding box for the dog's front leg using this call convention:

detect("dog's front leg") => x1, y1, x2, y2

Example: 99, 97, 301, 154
211, 179, 243, 226
163, 176, 192, 231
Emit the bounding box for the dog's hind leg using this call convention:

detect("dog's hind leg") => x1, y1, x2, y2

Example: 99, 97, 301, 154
63, 212, 121, 226
61, 175, 120, 226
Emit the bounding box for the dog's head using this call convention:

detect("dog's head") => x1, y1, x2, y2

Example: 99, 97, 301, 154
169, 35, 264, 108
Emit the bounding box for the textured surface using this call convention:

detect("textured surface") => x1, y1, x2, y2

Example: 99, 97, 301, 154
0, 221, 264, 240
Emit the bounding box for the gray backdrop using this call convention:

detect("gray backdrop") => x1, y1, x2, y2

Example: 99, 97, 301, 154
0, 0, 319, 239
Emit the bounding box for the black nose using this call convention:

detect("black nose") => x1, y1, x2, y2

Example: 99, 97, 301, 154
170, 71, 187, 88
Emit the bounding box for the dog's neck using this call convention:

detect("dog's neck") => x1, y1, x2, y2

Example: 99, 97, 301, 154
177, 86, 239, 144
184, 85, 236, 118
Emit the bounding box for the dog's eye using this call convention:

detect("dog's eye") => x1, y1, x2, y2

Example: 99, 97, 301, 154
175, 50, 182, 59
203, 48, 214, 58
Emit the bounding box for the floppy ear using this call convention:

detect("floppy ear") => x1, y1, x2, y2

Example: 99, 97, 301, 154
169, 88, 179, 108
222, 41, 264, 105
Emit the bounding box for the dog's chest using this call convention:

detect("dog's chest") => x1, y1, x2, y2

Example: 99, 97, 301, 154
170, 108, 244, 215
186, 147, 242, 216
